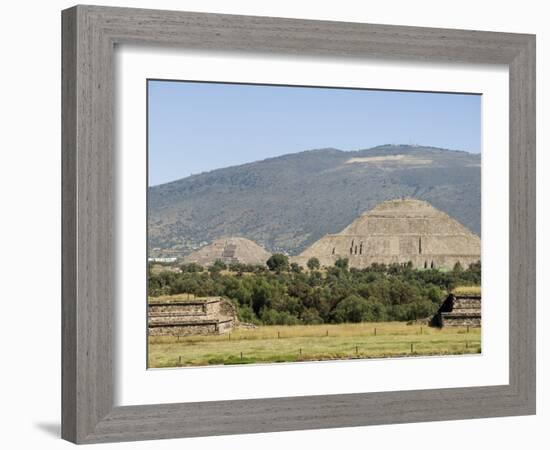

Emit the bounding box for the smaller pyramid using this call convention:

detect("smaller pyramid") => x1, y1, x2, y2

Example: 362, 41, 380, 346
184, 237, 271, 266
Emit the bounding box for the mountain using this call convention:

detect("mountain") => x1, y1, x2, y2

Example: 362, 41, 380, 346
148, 145, 481, 256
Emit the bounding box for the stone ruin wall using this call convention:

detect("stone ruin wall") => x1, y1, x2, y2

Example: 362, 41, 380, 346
441, 296, 482, 327
441, 315, 481, 328
148, 297, 237, 336
431, 295, 482, 328
450, 297, 481, 310
149, 323, 222, 337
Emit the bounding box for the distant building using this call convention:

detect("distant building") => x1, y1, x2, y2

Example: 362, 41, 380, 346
292, 199, 480, 270
183, 237, 271, 266
148, 257, 178, 263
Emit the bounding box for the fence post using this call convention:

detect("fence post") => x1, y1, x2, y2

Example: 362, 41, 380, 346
420, 326, 423, 335
278, 331, 280, 339
411, 343, 414, 353
240, 352, 243, 360
299, 348, 302, 356
356, 345, 358, 355
374, 328, 377, 336
178, 356, 181, 365
326, 330, 328, 337
467, 325, 470, 333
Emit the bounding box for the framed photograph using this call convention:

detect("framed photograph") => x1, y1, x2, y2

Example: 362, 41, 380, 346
62, 5, 536, 444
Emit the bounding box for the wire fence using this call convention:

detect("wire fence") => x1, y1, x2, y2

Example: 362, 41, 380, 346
164, 338, 481, 368
162, 325, 478, 343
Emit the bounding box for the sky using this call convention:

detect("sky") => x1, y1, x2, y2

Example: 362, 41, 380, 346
148, 80, 481, 186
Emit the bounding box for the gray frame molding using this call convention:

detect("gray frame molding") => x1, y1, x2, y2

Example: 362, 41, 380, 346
62, 5, 536, 444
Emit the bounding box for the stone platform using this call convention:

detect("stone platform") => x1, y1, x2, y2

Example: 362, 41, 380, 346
430, 294, 481, 328
148, 296, 236, 336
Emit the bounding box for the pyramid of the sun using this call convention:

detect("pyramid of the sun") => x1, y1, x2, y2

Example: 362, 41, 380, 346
293, 199, 480, 270
183, 237, 271, 266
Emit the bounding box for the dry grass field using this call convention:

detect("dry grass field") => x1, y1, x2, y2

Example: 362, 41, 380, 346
148, 322, 481, 368
452, 285, 482, 296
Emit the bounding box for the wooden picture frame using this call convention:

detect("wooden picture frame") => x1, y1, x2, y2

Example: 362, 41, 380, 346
62, 5, 536, 444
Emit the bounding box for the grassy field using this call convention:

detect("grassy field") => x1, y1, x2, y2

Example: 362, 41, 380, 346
148, 322, 481, 368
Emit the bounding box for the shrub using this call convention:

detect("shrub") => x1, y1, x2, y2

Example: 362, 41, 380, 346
334, 258, 349, 270
266, 253, 290, 272
260, 308, 301, 325
237, 305, 260, 324
331, 294, 369, 323
180, 263, 204, 273
301, 308, 324, 325
452, 261, 464, 273
209, 259, 227, 273
307, 257, 320, 270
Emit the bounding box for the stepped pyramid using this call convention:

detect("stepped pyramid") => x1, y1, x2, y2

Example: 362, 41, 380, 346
183, 237, 271, 266
292, 198, 480, 270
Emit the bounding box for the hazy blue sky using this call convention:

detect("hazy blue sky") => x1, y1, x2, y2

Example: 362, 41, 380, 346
148, 80, 481, 186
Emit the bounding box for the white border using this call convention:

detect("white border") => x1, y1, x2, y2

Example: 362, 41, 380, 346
114, 46, 509, 406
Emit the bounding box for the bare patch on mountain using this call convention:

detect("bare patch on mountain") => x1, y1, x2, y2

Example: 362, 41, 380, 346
345, 154, 433, 165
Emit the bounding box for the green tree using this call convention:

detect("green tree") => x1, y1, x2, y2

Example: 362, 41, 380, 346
266, 253, 290, 272
301, 308, 324, 325
306, 257, 320, 270
452, 261, 464, 273
331, 294, 369, 323
180, 263, 204, 273
307, 270, 323, 287
228, 262, 245, 273
334, 257, 349, 270
209, 259, 227, 273
260, 308, 300, 325
237, 305, 260, 324
290, 262, 303, 273
251, 280, 275, 314
148, 257, 481, 324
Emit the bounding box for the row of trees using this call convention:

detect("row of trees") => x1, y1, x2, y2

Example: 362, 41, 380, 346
148, 256, 481, 325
